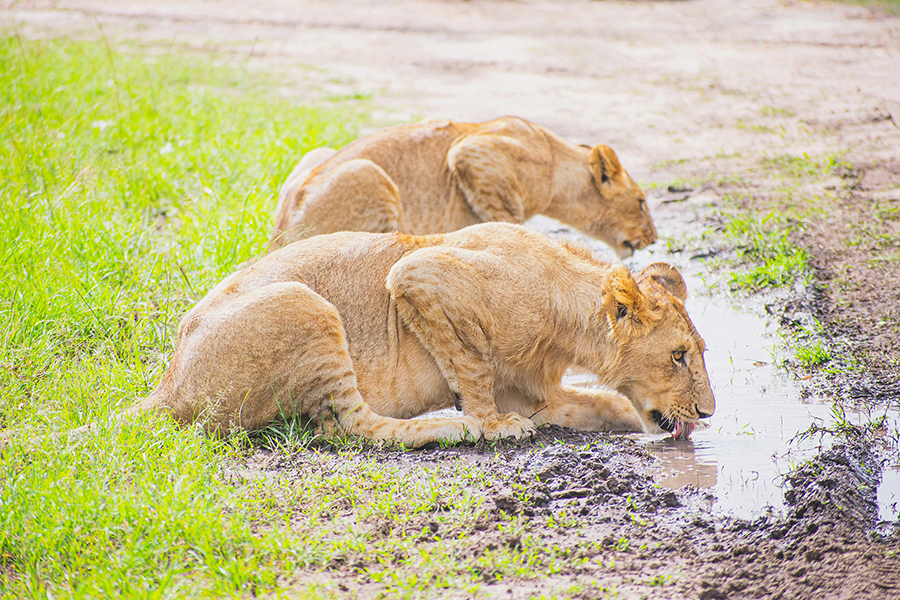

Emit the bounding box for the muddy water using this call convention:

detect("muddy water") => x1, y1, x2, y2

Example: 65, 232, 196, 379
657, 291, 899, 523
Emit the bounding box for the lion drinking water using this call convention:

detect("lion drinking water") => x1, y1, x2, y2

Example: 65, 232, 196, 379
270, 117, 657, 258
126, 223, 713, 447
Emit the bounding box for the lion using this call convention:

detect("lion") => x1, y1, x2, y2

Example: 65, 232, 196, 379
270, 117, 657, 258
120, 223, 713, 447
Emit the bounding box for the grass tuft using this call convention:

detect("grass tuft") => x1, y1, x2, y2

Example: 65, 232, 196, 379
830, 0, 900, 15
760, 152, 849, 181
720, 209, 810, 292
795, 340, 832, 367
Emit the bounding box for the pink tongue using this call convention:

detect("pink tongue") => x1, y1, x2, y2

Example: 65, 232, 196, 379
671, 421, 696, 440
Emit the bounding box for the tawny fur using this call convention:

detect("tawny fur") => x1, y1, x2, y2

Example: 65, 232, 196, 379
130, 223, 713, 448
270, 117, 657, 258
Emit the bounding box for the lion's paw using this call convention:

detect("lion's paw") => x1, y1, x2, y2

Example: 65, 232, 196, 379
482, 413, 535, 441
426, 415, 483, 446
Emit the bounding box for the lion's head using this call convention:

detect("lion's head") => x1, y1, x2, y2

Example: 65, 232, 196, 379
580, 145, 657, 259
600, 262, 715, 439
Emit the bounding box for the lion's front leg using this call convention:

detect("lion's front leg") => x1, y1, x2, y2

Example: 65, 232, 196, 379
386, 248, 535, 441
534, 384, 645, 433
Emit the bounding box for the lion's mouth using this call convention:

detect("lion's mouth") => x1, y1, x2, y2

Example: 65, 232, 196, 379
649, 409, 695, 441
611, 239, 636, 259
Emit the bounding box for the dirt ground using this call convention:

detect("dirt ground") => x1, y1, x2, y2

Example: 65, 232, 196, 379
4, 0, 900, 598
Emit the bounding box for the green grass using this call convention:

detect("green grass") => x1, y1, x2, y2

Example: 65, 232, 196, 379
0, 34, 367, 435
0, 33, 369, 598
760, 152, 849, 182
795, 340, 832, 367
759, 105, 795, 118
830, 0, 900, 15
0, 36, 626, 599
720, 210, 810, 292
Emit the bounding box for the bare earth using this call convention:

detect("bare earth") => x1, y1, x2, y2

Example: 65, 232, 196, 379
4, 0, 900, 598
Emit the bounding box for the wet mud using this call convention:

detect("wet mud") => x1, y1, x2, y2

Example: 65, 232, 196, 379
241, 414, 898, 598
693, 438, 900, 600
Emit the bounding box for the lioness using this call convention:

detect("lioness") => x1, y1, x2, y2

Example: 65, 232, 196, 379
270, 117, 657, 258
126, 223, 713, 447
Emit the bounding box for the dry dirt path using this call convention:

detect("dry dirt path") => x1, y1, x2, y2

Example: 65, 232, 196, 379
5, 0, 899, 171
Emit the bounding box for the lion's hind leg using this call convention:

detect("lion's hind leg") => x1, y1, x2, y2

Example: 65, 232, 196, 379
139, 282, 478, 447
279, 147, 337, 198
271, 148, 338, 250
275, 147, 337, 200
272, 158, 402, 248
447, 134, 528, 224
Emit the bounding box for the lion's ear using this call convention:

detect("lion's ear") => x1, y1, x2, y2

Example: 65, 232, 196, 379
590, 145, 622, 186
602, 265, 653, 336
641, 263, 688, 301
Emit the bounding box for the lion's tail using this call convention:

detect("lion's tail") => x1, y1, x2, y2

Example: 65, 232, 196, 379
324, 393, 481, 448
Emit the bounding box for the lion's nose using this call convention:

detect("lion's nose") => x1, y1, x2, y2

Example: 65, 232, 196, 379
696, 405, 713, 419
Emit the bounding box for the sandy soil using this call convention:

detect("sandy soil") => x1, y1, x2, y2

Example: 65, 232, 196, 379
4, 1, 900, 598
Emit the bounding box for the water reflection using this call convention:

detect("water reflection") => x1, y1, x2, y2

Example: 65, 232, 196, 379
878, 464, 900, 523
647, 437, 718, 490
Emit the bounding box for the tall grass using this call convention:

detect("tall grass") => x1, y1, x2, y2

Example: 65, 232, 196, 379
0, 35, 363, 597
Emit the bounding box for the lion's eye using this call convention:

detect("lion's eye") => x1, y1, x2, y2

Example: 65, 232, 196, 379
638, 197, 646, 212
673, 350, 686, 365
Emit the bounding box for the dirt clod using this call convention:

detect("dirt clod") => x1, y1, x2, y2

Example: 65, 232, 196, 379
700, 587, 727, 600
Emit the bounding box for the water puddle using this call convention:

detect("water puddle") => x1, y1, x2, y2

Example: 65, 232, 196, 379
879, 465, 900, 523
875, 415, 900, 524
644, 282, 900, 521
